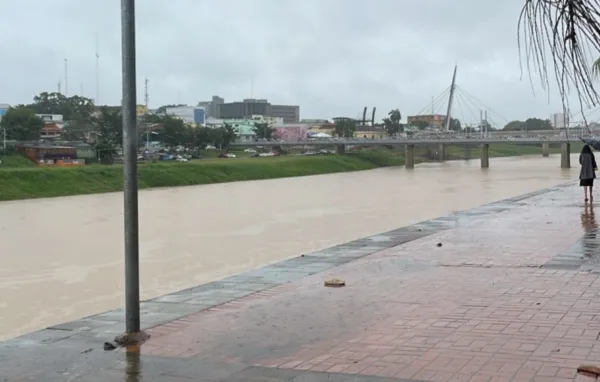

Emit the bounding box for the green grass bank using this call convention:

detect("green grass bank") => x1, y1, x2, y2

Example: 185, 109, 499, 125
0, 143, 581, 201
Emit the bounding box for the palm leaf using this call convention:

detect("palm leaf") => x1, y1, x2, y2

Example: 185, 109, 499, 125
594, 57, 600, 78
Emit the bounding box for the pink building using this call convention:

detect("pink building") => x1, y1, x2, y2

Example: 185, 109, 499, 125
273, 124, 308, 141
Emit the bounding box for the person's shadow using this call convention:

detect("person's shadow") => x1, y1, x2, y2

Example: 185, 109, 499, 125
581, 203, 599, 257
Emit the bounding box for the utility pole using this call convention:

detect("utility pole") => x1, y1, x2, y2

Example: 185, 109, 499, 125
95, 33, 100, 105
57, 81, 61, 94
144, 78, 150, 149
484, 110, 488, 137
480, 110, 483, 137
121, 0, 140, 334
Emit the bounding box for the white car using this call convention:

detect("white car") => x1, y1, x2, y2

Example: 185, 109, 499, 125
226, 153, 237, 158
206, 145, 216, 150
244, 148, 257, 153
176, 156, 189, 162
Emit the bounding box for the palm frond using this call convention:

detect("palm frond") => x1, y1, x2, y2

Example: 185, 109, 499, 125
518, 0, 600, 130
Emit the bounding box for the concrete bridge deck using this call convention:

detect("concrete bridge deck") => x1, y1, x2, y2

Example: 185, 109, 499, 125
2, 182, 599, 381
233, 137, 579, 169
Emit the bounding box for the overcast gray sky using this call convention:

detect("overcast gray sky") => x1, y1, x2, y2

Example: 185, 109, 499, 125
0, 0, 597, 127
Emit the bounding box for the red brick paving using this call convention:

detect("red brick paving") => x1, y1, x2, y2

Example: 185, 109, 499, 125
143, 186, 600, 381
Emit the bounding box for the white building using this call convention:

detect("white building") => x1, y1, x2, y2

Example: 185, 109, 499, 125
166, 106, 206, 125
36, 114, 63, 123
551, 113, 568, 129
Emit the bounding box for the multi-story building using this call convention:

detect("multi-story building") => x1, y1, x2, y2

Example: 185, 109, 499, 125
197, 95, 224, 118
216, 98, 300, 123
166, 106, 206, 125
136, 105, 148, 117
272, 123, 308, 141
218, 99, 269, 120
407, 114, 446, 129
269, 104, 299, 123
0, 103, 9, 121
551, 113, 568, 129
250, 115, 284, 125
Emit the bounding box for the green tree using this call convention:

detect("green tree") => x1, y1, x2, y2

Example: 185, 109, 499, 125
91, 107, 123, 164
333, 118, 357, 138
252, 122, 274, 140
383, 109, 403, 136
27, 92, 95, 121
524, 118, 552, 131
212, 123, 237, 149
0, 107, 44, 141
449, 118, 462, 131
503, 120, 526, 131
160, 116, 187, 148
503, 118, 551, 132
191, 127, 212, 150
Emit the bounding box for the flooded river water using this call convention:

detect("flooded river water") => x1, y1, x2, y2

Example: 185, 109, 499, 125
0, 155, 577, 340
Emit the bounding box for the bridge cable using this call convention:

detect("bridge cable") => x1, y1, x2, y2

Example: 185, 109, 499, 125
455, 91, 481, 126
455, 86, 510, 125
414, 86, 451, 116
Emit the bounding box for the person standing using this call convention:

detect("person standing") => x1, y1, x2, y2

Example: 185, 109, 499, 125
580, 145, 597, 202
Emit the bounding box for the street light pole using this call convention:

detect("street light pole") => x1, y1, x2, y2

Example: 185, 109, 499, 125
121, 0, 140, 333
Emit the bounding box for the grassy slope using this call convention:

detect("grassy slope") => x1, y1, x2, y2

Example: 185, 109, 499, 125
0, 155, 381, 201
0, 143, 581, 201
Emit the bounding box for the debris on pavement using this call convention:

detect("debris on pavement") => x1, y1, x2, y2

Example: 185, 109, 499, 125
324, 278, 345, 287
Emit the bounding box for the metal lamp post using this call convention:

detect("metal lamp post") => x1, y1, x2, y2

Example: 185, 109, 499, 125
121, 0, 140, 333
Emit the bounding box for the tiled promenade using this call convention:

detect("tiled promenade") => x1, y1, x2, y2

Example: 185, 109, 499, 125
2, 183, 600, 381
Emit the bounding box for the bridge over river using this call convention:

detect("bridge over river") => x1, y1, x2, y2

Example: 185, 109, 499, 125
232, 136, 582, 169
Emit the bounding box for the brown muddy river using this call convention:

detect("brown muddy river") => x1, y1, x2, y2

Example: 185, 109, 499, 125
0, 155, 577, 340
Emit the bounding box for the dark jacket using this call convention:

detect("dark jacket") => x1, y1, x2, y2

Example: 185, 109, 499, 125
580, 152, 597, 180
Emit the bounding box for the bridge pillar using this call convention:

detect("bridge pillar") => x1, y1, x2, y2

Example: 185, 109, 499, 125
560, 142, 570, 168
336, 144, 345, 154
438, 144, 446, 161
405, 144, 415, 169
542, 142, 550, 157
481, 143, 489, 168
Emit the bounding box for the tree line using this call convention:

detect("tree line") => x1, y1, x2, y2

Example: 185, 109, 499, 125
0, 92, 280, 162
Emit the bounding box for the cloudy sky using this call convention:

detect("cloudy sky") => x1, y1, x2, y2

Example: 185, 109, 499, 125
0, 0, 598, 127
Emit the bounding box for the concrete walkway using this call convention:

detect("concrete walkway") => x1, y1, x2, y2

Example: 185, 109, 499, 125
2, 183, 600, 381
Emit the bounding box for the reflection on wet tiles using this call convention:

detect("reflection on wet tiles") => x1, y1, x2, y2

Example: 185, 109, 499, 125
542, 202, 600, 271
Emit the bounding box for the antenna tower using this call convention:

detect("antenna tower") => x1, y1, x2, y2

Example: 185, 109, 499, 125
95, 34, 100, 105
144, 78, 149, 109
64, 58, 69, 97
57, 81, 61, 94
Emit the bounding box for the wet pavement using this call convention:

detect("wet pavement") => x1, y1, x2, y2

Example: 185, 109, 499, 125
3, 183, 600, 381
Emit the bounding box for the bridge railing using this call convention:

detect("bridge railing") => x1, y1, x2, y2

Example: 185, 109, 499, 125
231, 136, 590, 146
